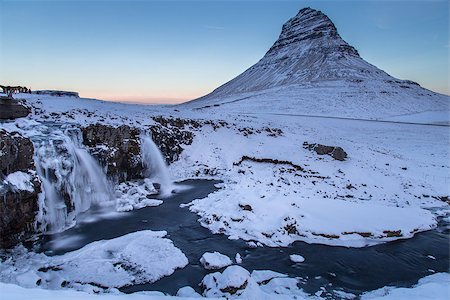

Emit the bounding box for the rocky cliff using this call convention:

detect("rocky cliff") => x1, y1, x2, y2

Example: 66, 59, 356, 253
81, 119, 194, 182
0, 130, 40, 248
0, 97, 31, 120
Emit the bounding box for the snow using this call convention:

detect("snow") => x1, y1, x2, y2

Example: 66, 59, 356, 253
250, 270, 288, 284
382, 110, 450, 125
235, 253, 243, 264
289, 254, 305, 263
181, 122, 442, 247
0, 282, 183, 299
0, 231, 188, 290
176, 286, 202, 298
115, 179, 160, 211
3, 171, 35, 192
199, 251, 232, 270
361, 273, 450, 300
1, 272, 449, 299
201, 265, 314, 299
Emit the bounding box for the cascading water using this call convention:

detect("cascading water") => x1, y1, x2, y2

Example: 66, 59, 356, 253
34, 126, 113, 232
140, 134, 174, 197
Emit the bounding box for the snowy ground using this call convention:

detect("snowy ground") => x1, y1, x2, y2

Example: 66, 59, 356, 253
1, 93, 449, 298
1, 271, 449, 299
173, 113, 449, 247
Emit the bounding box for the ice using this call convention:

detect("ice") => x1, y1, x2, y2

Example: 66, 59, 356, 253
115, 179, 161, 212
3, 171, 35, 192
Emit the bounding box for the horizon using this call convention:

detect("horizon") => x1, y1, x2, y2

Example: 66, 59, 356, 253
1, 0, 449, 104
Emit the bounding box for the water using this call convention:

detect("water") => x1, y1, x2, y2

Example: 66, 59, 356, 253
34, 179, 450, 298
34, 127, 113, 232
140, 134, 174, 197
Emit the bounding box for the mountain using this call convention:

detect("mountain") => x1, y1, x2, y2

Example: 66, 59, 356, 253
182, 8, 449, 120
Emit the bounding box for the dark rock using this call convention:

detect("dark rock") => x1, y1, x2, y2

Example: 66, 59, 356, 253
33, 90, 79, 97
0, 174, 40, 248
149, 117, 195, 163
81, 124, 143, 182
383, 230, 402, 238
303, 142, 347, 161
0, 97, 31, 119
0, 130, 40, 248
82, 121, 194, 182
239, 204, 253, 212
0, 129, 35, 174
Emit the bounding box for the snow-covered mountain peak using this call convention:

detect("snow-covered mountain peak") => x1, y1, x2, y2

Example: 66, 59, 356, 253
182, 7, 448, 119
187, 7, 391, 101
267, 7, 359, 58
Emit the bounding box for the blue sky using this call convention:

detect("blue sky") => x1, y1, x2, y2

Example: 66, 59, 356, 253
0, 0, 448, 103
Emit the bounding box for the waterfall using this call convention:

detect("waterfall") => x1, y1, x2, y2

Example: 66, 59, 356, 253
140, 134, 174, 197
35, 127, 113, 232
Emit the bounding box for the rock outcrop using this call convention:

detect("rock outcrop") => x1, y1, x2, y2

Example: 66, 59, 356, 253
303, 142, 347, 161
0, 130, 40, 248
82, 124, 143, 182
81, 120, 195, 182
33, 90, 79, 97
0, 97, 31, 120
149, 124, 194, 164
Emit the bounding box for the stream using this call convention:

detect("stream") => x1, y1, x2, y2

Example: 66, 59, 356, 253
32, 179, 450, 298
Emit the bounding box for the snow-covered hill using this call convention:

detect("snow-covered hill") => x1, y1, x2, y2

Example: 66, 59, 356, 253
182, 8, 449, 120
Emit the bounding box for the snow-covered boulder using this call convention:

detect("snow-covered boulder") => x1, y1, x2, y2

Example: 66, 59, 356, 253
290, 254, 305, 263
176, 286, 202, 297
201, 265, 250, 297
0, 231, 188, 290
199, 251, 233, 270
201, 266, 310, 299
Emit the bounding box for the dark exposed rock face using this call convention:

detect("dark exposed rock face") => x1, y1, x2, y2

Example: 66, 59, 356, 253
149, 124, 194, 164
0, 130, 35, 174
0, 97, 31, 120
303, 142, 347, 161
81, 120, 195, 182
0, 130, 40, 248
81, 124, 143, 182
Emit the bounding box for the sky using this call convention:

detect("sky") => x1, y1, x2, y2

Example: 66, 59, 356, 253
0, 0, 448, 103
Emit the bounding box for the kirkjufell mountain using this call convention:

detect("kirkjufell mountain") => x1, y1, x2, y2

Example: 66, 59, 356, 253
183, 8, 449, 119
